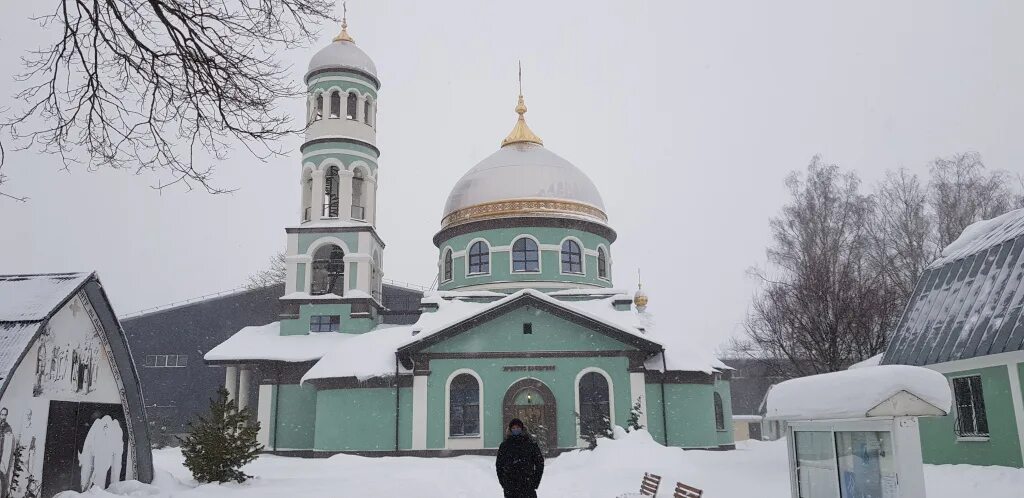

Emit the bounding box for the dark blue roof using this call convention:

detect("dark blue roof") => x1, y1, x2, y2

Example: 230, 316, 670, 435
882, 209, 1024, 366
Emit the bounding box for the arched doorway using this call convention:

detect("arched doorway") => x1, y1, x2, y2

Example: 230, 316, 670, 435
502, 378, 557, 453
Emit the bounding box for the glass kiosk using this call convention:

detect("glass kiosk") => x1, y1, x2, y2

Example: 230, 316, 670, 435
765, 365, 952, 498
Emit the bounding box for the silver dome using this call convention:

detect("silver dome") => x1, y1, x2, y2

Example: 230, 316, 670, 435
307, 40, 378, 81
442, 143, 606, 218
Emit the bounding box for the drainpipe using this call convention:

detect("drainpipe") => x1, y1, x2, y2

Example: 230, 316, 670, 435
273, 365, 281, 452
394, 353, 400, 452
660, 348, 669, 446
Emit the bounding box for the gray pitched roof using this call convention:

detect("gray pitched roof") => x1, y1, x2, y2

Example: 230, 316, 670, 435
0, 272, 91, 321
882, 208, 1024, 366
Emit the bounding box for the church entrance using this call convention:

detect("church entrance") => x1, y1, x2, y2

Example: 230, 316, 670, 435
502, 379, 557, 453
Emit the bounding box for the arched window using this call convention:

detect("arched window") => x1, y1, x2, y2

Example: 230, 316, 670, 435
364, 100, 372, 124
578, 372, 611, 438
314, 93, 324, 121
329, 91, 341, 119
310, 244, 345, 296
351, 169, 366, 220
347, 92, 358, 119
442, 249, 453, 282
468, 241, 489, 275
714, 392, 725, 431
561, 240, 583, 274
322, 166, 340, 218
302, 172, 313, 222
597, 247, 608, 279
449, 374, 480, 437
512, 238, 540, 272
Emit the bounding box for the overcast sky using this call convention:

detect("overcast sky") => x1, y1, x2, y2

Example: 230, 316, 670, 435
1, 1, 1022, 349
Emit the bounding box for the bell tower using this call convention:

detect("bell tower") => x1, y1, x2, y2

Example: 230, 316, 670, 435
280, 8, 386, 335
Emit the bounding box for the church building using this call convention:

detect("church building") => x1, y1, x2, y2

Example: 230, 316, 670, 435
205, 15, 733, 456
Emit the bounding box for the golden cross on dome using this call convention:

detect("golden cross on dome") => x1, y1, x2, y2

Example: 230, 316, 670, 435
334, 2, 354, 42
501, 61, 544, 147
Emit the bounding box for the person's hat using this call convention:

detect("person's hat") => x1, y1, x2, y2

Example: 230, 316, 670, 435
508, 418, 524, 429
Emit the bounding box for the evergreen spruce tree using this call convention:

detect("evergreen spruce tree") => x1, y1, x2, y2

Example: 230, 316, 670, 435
532, 423, 550, 457
178, 387, 263, 483
625, 396, 645, 433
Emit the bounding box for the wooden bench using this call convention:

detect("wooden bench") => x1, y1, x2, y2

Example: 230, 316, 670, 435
674, 481, 703, 498
639, 472, 662, 496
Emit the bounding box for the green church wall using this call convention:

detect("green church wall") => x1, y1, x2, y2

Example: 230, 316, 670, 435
308, 76, 378, 100
269, 384, 318, 451
644, 382, 723, 448
295, 263, 306, 295
279, 303, 378, 335
424, 356, 633, 450
314, 387, 401, 451
437, 227, 612, 291
302, 141, 379, 167
919, 365, 1023, 467
297, 232, 361, 255
421, 305, 635, 354
714, 379, 735, 447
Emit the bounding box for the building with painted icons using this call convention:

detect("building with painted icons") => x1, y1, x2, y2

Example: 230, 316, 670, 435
204, 16, 733, 456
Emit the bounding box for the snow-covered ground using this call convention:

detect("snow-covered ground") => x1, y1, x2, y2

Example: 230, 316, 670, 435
61, 430, 1024, 497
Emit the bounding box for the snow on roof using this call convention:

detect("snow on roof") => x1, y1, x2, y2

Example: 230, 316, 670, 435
764, 365, 951, 421
0, 272, 90, 321
931, 208, 1024, 268
547, 288, 630, 297
848, 353, 883, 369
882, 208, 1024, 367
204, 322, 352, 363
0, 322, 43, 385
301, 288, 727, 382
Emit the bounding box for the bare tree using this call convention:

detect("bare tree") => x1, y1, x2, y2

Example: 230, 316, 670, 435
866, 169, 936, 307
929, 151, 1017, 247
745, 157, 893, 376
1, 0, 335, 194
245, 252, 286, 289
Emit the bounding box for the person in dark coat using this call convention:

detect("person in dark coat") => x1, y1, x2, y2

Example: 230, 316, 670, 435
495, 418, 545, 498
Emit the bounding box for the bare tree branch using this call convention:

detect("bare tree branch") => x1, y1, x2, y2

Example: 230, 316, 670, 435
0, 0, 335, 194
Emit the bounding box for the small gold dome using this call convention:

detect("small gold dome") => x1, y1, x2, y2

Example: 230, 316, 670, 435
333, 3, 354, 42
634, 290, 649, 309
501, 94, 544, 147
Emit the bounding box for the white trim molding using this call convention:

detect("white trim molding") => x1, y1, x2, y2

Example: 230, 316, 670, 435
444, 369, 484, 450
464, 238, 492, 278
510, 235, 543, 274
412, 375, 428, 450
558, 236, 587, 276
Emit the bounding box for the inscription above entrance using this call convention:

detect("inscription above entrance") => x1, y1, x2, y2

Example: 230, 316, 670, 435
502, 365, 555, 372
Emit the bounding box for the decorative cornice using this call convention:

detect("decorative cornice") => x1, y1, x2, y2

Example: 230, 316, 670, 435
441, 198, 608, 230
433, 215, 618, 247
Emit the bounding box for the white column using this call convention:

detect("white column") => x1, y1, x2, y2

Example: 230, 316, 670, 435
412, 375, 428, 450
356, 94, 365, 122
365, 179, 378, 226
238, 368, 253, 412
257, 385, 273, 447
224, 366, 239, 403
629, 372, 649, 430
339, 169, 354, 221
311, 169, 326, 220
1007, 363, 1024, 465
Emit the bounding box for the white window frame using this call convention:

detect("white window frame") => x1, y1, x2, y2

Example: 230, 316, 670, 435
465, 238, 492, 277
574, 367, 615, 446
510, 235, 542, 274
558, 236, 586, 276
445, 369, 484, 449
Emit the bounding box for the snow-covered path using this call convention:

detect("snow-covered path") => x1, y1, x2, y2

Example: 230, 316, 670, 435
64, 431, 1024, 497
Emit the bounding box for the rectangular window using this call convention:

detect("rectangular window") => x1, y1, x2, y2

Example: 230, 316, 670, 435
145, 355, 156, 367
176, 354, 188, 367
953, 375, 989, 437
144, 354, 189, 368
523, 323, 533, 334
310, 315, 341, 333
793, 431, 839, 498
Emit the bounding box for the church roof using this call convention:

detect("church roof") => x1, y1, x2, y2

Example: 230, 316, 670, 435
0, 272, 92, 321
882, 208, 1024, 366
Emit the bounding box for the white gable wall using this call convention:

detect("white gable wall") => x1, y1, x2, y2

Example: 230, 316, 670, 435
0, 291, 136, 497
